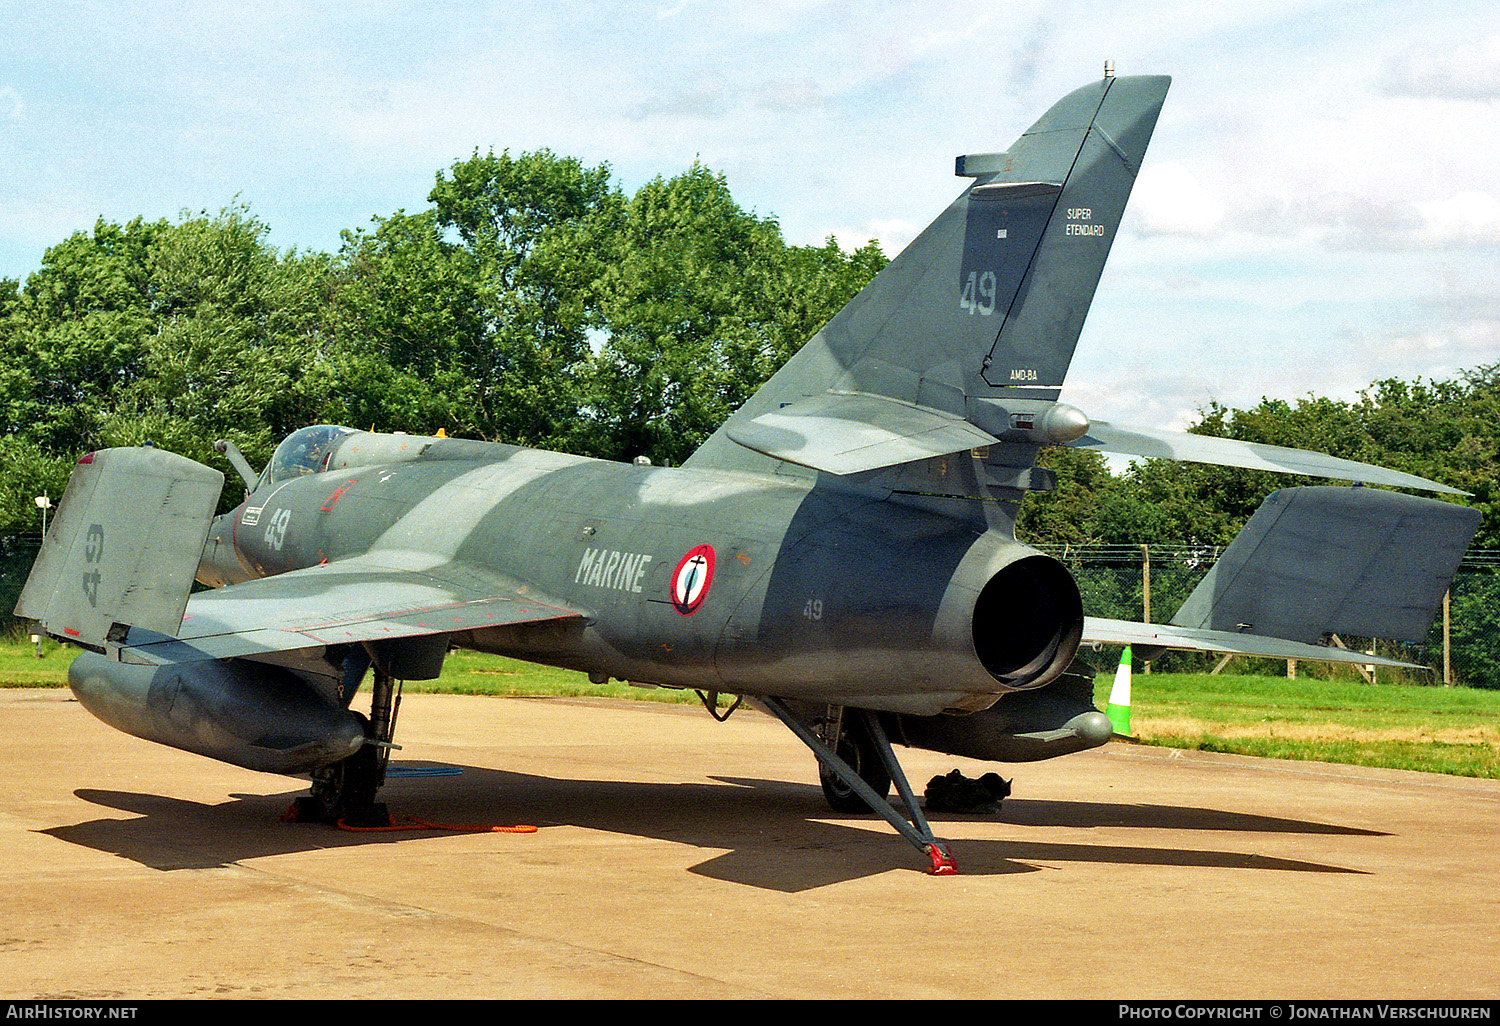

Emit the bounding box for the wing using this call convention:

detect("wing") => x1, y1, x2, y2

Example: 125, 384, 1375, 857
1081, 617, 1424, 669
725, 391, 1001, 476
116, 551, 583, 665
1080, 486, 1480, 669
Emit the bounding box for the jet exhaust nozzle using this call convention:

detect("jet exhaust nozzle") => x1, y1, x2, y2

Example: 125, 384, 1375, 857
69, 653, 366, 775
969, 552, 1084, 690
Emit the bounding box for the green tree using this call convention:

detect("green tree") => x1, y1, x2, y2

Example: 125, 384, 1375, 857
0, 207, 339, 522
324, 208, 485, 435
582, 165, 787, 463
580, 165, 888, 465
1016, 446, 1116, 546
1186, 371, 1497, 547
118, 207, 335, 452
428, 148, 619, 447
328, 149, 624, 448
0, 216, 164, 454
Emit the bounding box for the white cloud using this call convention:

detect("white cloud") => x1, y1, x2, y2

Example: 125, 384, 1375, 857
1129, 163, 1225, 238
1222, 189, 1500, 251
1059, 372, 1214, 433
1233, 192, 1423, 248
1376, 317, 1500, 367
0, 87, 21, 120
825, 219, 919, 258
1380, 32, 1500, 99
1415, 191, 1500, 247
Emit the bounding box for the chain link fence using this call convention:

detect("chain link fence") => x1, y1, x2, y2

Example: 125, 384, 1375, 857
1046, 543, 1500, 687
3, 534, 1497, 687
0, 535, 40, 637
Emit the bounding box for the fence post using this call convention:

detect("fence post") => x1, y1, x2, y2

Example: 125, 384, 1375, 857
1140, 544, 1151, 624
1443, 589, 1451, 686
1140, 544, 1151, 674
1330, 634, 1374, 685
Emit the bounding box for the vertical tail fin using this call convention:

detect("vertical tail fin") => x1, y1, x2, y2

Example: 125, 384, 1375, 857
689, 75, 1169, 475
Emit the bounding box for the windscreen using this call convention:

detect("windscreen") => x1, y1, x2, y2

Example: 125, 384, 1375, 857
258, 425, 356, 489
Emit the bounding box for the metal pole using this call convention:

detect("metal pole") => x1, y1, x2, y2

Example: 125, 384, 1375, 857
34, 495, 48, 659
1443, 589, 1451, 686
1141, 544, 1151, 675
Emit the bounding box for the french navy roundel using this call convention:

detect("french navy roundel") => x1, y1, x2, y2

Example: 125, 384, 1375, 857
670, 544, 715, 616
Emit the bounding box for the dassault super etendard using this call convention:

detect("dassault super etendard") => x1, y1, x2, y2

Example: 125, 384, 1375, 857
17, 73, 1479, 874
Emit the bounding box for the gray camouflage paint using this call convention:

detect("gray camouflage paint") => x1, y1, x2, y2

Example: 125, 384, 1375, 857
200, 431, 1076, 716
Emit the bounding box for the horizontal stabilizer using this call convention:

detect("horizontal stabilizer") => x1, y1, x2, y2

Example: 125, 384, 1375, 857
1171, 486, 1480, 644
1068, 422, 1463, 494
725, 391, 1000, 475
1082, 618, 1423, 669
16, 448, 224, 646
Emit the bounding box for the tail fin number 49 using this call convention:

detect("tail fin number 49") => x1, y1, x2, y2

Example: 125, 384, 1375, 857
82, 523, 104, 607
959, 270, 997, 316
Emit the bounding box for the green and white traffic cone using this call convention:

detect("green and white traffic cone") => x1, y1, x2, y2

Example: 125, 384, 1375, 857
1107, 645, 1133, 738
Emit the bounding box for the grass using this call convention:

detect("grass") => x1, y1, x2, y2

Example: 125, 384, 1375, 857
1095, 671, 1500, 778
400, 648, 705, 706
5, 634, 1497, 778
0, 632, 709, 705
0, 633, 73, 687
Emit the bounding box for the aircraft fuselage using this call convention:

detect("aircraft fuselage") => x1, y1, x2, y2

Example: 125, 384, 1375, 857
199, 431, 1083, 716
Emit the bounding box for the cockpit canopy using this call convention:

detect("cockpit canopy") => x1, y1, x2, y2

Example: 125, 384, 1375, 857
257, 425, 356, 490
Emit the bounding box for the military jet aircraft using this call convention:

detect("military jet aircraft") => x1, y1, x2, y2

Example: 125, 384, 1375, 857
17, 73, 1480, 875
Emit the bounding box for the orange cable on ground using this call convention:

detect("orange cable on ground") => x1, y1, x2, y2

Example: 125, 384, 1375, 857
336, 815, 537, 834
278, 804, 536, 834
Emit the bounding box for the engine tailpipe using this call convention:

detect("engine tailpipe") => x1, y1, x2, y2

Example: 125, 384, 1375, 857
70, 654, 366, 775
971, 554, 1083, 690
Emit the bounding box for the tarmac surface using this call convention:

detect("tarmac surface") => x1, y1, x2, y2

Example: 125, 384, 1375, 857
1, 687, 1497, 1000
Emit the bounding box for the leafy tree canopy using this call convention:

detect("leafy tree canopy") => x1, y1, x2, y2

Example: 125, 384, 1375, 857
1, 147, 1492, 562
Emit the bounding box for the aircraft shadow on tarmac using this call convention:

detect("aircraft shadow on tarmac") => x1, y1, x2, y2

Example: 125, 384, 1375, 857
45, 762, 1375, 892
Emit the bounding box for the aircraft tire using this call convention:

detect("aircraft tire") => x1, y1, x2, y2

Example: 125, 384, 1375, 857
819, 718, 892, 814
305, 713, 382, 822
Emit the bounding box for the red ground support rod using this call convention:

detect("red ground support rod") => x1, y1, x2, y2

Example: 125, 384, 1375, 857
926, 844, 958, 875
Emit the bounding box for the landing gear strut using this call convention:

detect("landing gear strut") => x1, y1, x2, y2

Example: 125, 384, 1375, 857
815, 706, 891, 814
762, 698, 957, 875
290, 651, 403, 827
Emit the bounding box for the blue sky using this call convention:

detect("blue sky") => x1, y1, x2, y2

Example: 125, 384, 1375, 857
2, 1, 1497, 429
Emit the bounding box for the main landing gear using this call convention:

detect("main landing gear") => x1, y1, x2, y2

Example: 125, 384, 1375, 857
289, 647, 402, 828
814, 706, 891, 814
761, 698, 957, 875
